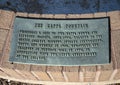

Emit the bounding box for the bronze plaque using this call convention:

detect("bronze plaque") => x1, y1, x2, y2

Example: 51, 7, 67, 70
9, 17, 110, 66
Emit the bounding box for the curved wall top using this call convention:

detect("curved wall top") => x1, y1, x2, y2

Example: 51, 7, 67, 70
0, 0, 120, 14
0, 1, 120, 84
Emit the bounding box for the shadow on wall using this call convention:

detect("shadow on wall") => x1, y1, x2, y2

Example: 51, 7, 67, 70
0, 0, 120, 14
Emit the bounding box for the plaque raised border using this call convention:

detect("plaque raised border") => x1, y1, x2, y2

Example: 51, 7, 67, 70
9, 17, 111, 66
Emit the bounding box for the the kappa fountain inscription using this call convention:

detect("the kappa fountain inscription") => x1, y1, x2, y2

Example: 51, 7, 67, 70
9, 17, 110, 66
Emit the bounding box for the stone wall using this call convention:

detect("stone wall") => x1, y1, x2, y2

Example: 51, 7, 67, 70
0, 9, 120, 85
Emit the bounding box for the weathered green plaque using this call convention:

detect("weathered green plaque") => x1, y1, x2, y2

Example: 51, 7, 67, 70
9, 17, 110, 66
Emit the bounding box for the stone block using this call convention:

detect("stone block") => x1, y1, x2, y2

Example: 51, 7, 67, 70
80, 13, 94, 18
1, 68, 24, 79
47, 66, 64, 81
0, 29, 8, 52
15, 64, 37, 80
0, 10, 15, 29
54, 14, 66, 18
94, 12, 106, 17
31, 65, 51, 81
112, 30, 120, 69
80, 66, 96, 82
107, 11, 120, 30
63, 66, 79, 82
40, 14, 54, 18
67, 14, 81, 18
28, 13, 40, 18
16, 12, 28, 17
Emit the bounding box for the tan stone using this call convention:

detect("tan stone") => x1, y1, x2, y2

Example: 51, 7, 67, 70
40, 14, 54, 18
1, 68, 24, 79
63, 66, 79, 72
1, 29, 12, 67
107, 11, 120, 24
111, 23, 120, 30
54, 14, 66, 18
80, 13, 94, 18
15, 70, 38, 80
0, 29, 8, 52
0, 44, 3, 52
47, 66, 65, 81
63, 66, 79, 82
31, 65, 46, 71
1, 37, 15, 68
31, 71, 51, 81
15, 64, 37, 80
114, 69, 120, 80
0, 29, 9, 65
97, 49, 114, 81
2, 49, 10, 61
0, 70, 8, 77
81, 66, 96, 72
31, 65, 51, 81
97, 62, 114, 81
0, 10, 15, 29
99, 71, 113, 81
63, 72, 79, 82
1, 62, 14, 69
98, 62, 114, 71
67, 14, 81, 18
15, 64, 31, 71
94, 12, 107, 17
47, 72, 65, 82
16, 12, 28, 17
80, 66, 96, 82
107, 11, 120, 30
84, 71, 96, 78
112, 30, 120, 69
28, 13, 40, 18
47, 66, 62, 72
84, 78, 95, 82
